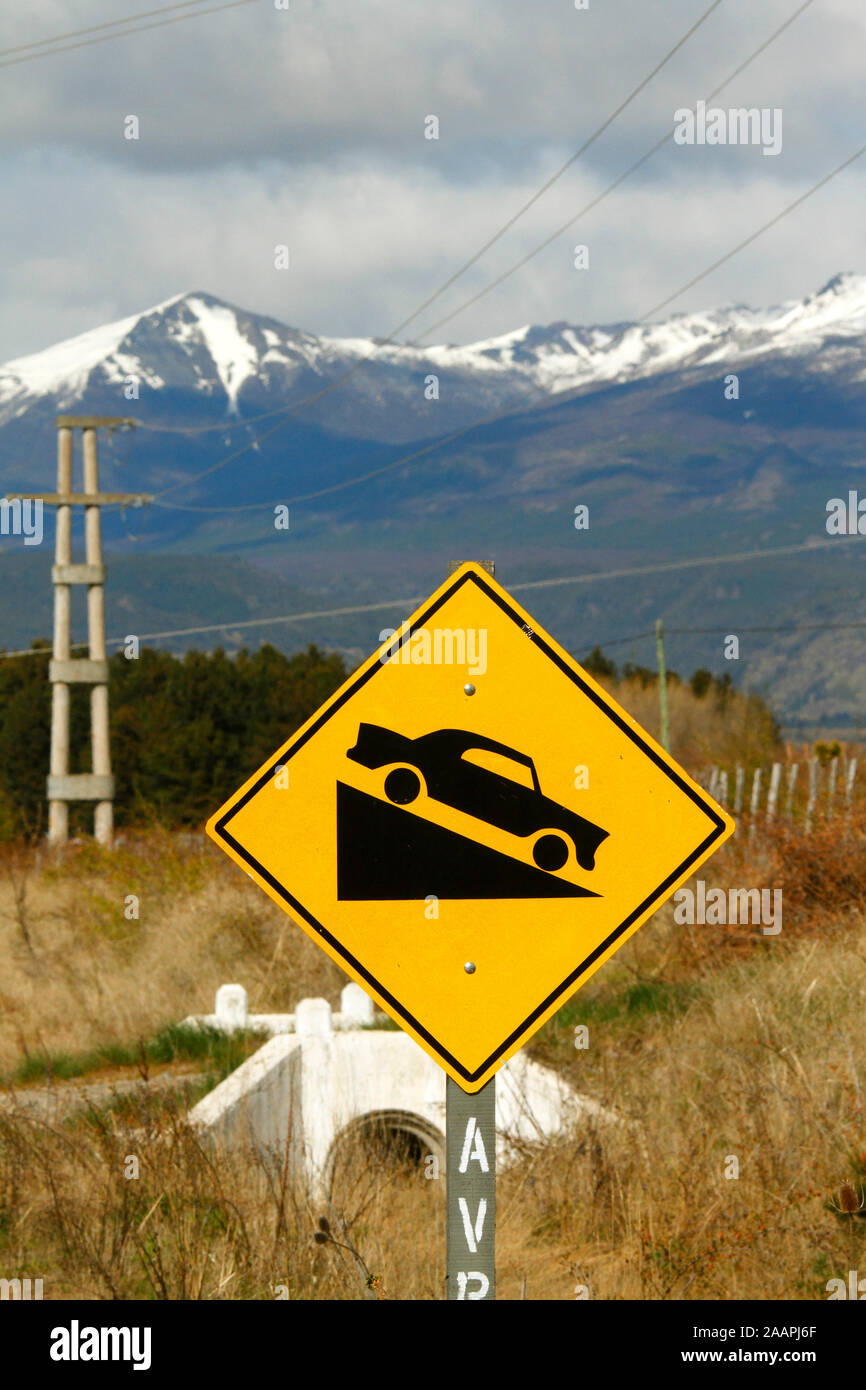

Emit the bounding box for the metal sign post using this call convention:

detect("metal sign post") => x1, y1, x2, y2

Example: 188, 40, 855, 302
446, 1075, 495, 1300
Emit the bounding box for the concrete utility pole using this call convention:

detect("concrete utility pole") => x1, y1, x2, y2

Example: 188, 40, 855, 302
8, 416, 150, 846
655, 618, 670, 753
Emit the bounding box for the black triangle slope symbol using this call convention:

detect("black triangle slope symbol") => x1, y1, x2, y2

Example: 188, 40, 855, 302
336, 783, 600, 901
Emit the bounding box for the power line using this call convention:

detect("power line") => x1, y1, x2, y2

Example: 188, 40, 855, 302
149, 401, 538, 512
413, 0, 817, 341
510, 540, 853, 592
399, 0, 726, 343
0, 0, 219, 58
143, 8, 836, 516
0, 598, 424, 659
153, 115, 865, 520
579, 615, 866, 656
0, 0, 256, 69
669, 619, 866, 636
2, 536, 860, 660
577, 630, 655, 654
641, 140, 866, 321
137, 0, 730, 467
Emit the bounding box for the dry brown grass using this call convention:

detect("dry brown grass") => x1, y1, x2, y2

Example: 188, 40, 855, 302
0, 829, 345, 1076
600, 673, 782, 772
1, 820, 865, 1300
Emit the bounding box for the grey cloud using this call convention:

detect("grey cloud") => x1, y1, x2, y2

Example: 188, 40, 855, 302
0, 0, 863, 360
1, 144, 863, 361
1, 0, 861, 176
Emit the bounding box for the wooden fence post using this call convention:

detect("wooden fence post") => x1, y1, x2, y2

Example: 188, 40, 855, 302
734, 764, 744, 815
766, 763, 782, 821
845, 758, 858, 823
805, 758, 818, 833
749, 767, 762, 840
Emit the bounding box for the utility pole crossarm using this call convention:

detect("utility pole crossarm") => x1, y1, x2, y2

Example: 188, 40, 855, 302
5, 493, 152, 506
55, 415, 137, 429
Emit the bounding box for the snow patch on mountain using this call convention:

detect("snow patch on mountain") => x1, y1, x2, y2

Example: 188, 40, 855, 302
1, 274, 865, 425
105, 353, 166, 392
0, 315, 128, 407
177, 296, 260, 409
0, 293, 185, 415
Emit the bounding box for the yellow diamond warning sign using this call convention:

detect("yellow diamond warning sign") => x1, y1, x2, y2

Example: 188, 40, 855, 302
206, 562, 735, 1091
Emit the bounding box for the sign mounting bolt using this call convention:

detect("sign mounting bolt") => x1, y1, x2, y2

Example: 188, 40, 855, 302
464, 961, 476, 974
464, 683, 476, 696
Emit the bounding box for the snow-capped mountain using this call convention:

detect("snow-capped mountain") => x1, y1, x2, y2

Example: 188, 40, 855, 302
2, 268, 866, 556
2, 273, 865, 440
2, 274, 866, 730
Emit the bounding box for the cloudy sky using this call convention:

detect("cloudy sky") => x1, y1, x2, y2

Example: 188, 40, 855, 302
1, 0, 863, 361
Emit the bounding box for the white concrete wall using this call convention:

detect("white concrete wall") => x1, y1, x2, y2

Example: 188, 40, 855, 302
188, 991, 619, 1201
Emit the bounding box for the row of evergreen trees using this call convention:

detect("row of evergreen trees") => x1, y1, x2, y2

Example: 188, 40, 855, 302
0, 639, 775, 839
0, 642, 346, 838
582, 644, 734, 702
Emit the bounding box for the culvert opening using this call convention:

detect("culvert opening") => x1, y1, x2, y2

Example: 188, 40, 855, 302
327, 1110, 444, 1202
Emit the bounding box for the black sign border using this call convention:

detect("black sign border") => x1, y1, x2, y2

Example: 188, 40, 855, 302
213, 568, 729, 1084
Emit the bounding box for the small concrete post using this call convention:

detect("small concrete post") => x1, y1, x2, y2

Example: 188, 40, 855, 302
785, 763, 799, 820
340, 983, 374, 1027
296, 998, 333, 1036
215, 983, 249, 1031
717, 769, 728, 808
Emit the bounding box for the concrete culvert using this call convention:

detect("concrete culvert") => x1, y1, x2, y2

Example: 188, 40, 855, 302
326, 1110, 444, 1201
187, 989, 622, 1202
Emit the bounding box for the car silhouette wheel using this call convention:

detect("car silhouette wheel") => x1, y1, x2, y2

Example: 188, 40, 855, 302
384, 768, 421, 805
533, 833, 570, 872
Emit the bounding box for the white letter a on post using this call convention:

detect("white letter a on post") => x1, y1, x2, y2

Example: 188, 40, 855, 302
458, 1117, 489, 1173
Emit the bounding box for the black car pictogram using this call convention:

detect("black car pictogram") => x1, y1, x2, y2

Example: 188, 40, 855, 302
346, 723, 608, 873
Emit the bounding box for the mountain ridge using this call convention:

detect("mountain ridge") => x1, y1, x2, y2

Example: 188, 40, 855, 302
3, 271, 866, 431
2, 275, 866, 732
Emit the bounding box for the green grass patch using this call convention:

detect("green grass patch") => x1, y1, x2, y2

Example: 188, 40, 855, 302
7, 1023, 265, 1087
533, 975, 703, 1061
556, 977, 700, 1029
